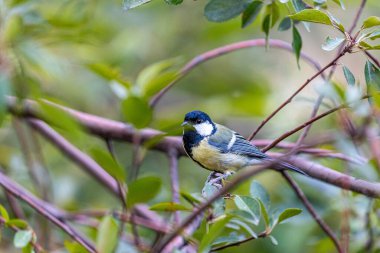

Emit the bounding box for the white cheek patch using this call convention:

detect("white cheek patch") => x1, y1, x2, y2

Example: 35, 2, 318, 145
194, 122, 214, 136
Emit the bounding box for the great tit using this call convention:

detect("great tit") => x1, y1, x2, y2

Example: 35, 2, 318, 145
181, 110, 306, 176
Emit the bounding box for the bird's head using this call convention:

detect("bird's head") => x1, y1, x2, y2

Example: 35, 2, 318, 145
182, 110, 216, 137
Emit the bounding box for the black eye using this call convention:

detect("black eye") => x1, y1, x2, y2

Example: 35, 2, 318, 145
196, 119, 202, 124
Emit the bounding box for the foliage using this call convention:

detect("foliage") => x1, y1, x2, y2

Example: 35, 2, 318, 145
0, 0, 379, 253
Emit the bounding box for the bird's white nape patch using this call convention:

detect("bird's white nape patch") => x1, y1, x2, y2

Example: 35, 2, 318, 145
227, 133, 236, 150
194, 122, 214, 136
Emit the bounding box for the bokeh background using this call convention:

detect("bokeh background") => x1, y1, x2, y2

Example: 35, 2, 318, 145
1, 0, 380, 252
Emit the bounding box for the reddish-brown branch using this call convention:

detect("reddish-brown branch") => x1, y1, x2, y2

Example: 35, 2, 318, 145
282, 171, 343, 253
262, 104, 347, 152
248, 50, 348, 141
364, 51, 380, 69
0, 169, 96, 252
5, 97, 380, 198
150, 39, 323, 107
168, 148, 180, 225
26, 118, 121, 198
348, 0, 367, 34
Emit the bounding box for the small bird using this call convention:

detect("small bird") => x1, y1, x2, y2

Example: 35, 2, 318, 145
181, 110, 306, 177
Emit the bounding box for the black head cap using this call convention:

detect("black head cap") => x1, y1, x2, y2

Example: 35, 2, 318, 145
183, 110, 213, 125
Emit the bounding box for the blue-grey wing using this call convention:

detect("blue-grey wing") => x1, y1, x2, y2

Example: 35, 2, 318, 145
230, 133, 267, 159
208, 124, 266, 159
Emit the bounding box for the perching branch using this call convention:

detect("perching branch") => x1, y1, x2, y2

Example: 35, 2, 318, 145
6, 97, 380, 198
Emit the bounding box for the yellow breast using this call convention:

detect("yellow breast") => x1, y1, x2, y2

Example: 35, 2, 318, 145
191, 139, 248, 173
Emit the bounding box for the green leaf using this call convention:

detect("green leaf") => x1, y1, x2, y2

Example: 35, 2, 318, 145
96, 216, 118, 253
87, 63, 131, 88
258, 199, 270, 228
38, 100, 84, 138
121, 96, 152, 128
164, 0, 183, 4
292, 25, 302, 68
198, 216, 232, 253
266, 2, 280, 28
64, 241, 88, 253
0, 75, 11, 126
269, 235, 278, 245
13, 230, 33, 248
205, 0, 251, 22
342, 66, 355, 86
289, 9, 333, 26
262, 15, 271, 44
22, 243, 33, 253
359, 41, 380, 50
250, 180, 270, 210
136, 58, 181, 98
7, 219, 28, 229
180, 191, 202, 205
277, 208, 302, 224
229, 219, 257, 238
150, 202, 190, 212
233, 196, 260, 225
123, 0, 151, 10
321, 36, 345, 51
127, 176, 162, 206
278, 17, 292, 31
212, 232, 244, 246
327, 12, 345, 33
368, 30, 380, 40
0, 204, 9, 222
241, 1, 263, 28
332, 0, 345, 10
362, 16, 380, 29
89, 147, 126, 181
203, 183, 225, 218
365, 60, 380, 89
291, 0, 308, 12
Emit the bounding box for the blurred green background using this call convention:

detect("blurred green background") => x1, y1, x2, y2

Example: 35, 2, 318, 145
0, 0, 380, 252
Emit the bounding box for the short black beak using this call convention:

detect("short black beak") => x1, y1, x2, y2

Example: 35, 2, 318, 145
181, 121, 189, 127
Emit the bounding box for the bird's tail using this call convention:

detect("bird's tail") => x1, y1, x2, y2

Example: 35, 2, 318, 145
264, 157, 308, 176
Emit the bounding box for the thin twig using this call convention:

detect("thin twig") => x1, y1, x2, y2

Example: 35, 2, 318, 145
0, 169, 96, 253
295, 0, 368, 147
262, 104, 347, 152
347, 0, 367, 35
248, 50, 348, 141
211, 231, 267, 252
363, 199, 374, 252
0, 216, 44, 252
150, 39, 323, 107
281, 171, 343, 253
364, 51, 380, 68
